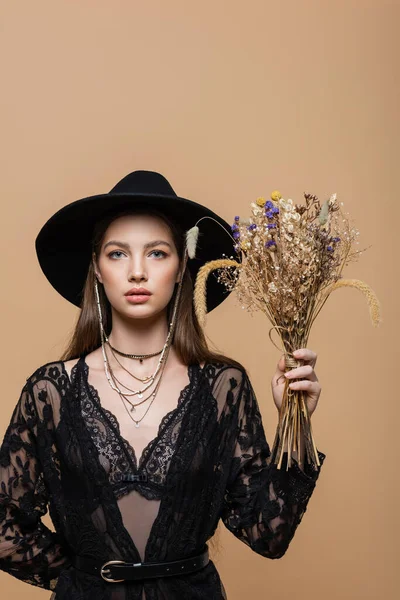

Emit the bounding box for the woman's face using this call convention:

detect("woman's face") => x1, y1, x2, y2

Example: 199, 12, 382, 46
94, 213, 181, 320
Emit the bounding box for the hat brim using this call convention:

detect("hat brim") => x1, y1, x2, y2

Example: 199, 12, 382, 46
35, 192, 242, 312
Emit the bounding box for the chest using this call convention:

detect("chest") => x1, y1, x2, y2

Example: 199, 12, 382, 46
84, 364, 192, 465
56, 359, 224, 507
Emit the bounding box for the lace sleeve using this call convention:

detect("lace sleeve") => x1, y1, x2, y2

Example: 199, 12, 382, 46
0, 377, 70, 589
220, 369, 326, 559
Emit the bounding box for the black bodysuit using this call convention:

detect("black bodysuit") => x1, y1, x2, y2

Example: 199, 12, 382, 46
0, 355, 326, 599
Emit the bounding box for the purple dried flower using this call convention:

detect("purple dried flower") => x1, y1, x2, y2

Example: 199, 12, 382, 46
267, 223, 277, 229
265, 200, 274, 209
231, 223, 239, 231
247, 224, 257, 231
272, 207, 280, 214
233, 231, 240, 239
265, 210, 274, 219
327, 245, 334, 251
234, 216, 240, 222
265, 240, 277, 248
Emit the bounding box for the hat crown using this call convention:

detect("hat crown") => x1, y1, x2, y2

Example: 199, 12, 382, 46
109, 170, 177, 197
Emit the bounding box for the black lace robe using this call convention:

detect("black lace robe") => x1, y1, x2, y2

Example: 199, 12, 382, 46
0, 355, 326, 599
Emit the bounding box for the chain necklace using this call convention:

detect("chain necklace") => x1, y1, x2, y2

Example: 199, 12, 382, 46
101, 333, 171, 398
100, 326, 173, 427
105, 336, 163, 363
103, 334, 156, 384
113, 345, 171, 427
104, 341, 167, 410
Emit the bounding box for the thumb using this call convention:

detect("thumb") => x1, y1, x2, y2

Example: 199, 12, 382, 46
272, 354, 287, 387
277, 353, 286, 374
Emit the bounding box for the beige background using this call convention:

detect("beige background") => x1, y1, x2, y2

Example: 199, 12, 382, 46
0, 1, 398, 598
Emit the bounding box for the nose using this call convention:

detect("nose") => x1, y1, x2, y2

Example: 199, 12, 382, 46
128, 255, 148, 282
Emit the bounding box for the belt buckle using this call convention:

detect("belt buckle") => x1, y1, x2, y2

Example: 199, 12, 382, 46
100, 559, 130, 583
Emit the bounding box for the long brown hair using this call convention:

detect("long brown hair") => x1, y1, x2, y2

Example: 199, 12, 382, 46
60, 205, 243, 556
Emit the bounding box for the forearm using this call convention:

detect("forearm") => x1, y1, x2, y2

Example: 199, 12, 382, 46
0, 522, 71, 589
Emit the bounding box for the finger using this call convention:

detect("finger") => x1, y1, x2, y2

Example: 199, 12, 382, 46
288, 379, 321, 393
292, 348, 317, 367
285, 364, 318, 381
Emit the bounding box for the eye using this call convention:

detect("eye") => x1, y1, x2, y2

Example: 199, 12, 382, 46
108, 250, 125, 259
149, 250, 167, 258
108, 249, 168, 259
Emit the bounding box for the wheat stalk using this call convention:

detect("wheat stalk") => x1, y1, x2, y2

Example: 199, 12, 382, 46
194, 259, 240, 326
322, 278, 382, 326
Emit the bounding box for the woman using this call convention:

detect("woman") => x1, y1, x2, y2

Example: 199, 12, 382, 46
0, 170, 326, 599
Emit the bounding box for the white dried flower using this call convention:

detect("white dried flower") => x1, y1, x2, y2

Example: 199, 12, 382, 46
279, 198, 288, 209
186, 225, 199, 259
329, 193, 337, 207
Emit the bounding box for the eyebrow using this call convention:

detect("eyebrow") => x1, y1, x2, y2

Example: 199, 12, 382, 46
103, 239, 173, 251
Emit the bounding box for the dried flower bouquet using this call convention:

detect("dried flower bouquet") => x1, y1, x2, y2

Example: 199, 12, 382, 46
188, 191, 381, 472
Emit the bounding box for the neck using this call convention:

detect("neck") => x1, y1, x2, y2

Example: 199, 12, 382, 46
105, 307, 174, 372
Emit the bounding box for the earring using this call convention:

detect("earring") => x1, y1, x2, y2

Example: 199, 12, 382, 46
94, 278, 106, 336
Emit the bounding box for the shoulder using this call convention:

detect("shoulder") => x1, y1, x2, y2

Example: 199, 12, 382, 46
204, 359, 249, 394
24, 358, 74, 395
11, 359, 73, 420
62, 357, 81, 379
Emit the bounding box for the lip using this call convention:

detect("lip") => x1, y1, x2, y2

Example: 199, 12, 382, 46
125, 287, 152, 296
126, 295, 151, 304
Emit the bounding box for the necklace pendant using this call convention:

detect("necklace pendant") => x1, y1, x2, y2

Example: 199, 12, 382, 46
135, 422, 140, 428
138, 393, 143, 399
130, 405, 136, 413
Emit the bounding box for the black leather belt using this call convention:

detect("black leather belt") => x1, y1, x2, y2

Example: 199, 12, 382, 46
73, 544, 209, 582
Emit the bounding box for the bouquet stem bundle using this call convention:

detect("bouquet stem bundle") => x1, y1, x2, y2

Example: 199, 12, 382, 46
188, 191, 382, 472
269, 348, 320, 471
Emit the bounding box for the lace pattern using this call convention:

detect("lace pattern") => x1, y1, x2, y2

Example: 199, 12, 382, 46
0, 356, 326, 598
77, 358, 195, 501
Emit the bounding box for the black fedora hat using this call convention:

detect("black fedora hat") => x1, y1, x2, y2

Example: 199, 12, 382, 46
35, 170, 242, 312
